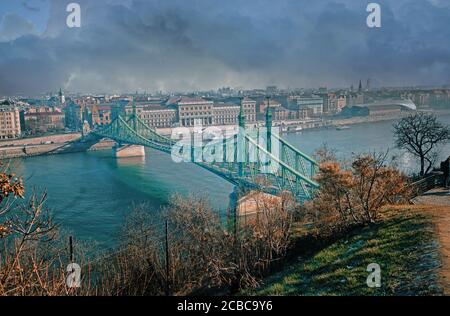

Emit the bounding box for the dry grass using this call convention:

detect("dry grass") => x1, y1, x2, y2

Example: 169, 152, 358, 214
390, 204, 450, 294
247, 206, 444, 296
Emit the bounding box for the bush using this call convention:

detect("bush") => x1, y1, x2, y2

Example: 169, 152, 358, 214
307, 150, 407, 228
97, 192, 294, 295
0, 163, 67, 295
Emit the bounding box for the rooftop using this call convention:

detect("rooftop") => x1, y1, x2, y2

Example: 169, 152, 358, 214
142, 105, 176, 111
173, 97, 213, 105
213, 102, 240, 108
259, 100, 281, 106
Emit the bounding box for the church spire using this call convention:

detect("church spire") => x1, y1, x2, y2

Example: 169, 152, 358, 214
58, 88, 65, 104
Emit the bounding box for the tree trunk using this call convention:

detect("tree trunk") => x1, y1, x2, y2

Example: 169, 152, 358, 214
420, 156, 425, 177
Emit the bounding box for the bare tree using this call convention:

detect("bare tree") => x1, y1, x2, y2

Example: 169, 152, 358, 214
394, 112, 450, 177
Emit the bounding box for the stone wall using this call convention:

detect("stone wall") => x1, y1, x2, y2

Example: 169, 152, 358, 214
0, 133, 81, 147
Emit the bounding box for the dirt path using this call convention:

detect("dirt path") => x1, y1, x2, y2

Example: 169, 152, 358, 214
411, 189, 450, 294
432, 207, 450, 294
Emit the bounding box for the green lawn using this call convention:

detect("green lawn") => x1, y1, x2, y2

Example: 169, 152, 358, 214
248, 208, 443, 296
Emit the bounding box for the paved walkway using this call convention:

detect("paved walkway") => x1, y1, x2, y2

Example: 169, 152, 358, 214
412, 188, 450, 207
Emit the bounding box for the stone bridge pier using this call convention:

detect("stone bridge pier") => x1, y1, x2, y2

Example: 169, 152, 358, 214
113, 144, 145, 158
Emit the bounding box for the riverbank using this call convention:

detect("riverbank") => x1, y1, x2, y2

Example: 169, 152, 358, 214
0, 133, 81, 147
0, 133, 81, 159
330, 112, 411, 127
1, 108, 449, 159
330, 108, 450, 128
0, 133, 115, 159
280, 108, 450, 135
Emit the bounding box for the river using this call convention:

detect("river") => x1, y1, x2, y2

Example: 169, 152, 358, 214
9, 114, 450, 249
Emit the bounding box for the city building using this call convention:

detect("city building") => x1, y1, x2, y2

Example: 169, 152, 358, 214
212, 103, 240, 125
24, 106, 65, 134
272, 106, 298, 121
124, 102, 145, 118
321, 92, 333, 114
92, 104, 113, 126
340, 100, 416, 118
337, 94, 347, 112
172, 97, 214, 127
140, 105, 177, 128
0, 100, 21, 139
258, 99, 281, 114
291, 96, 323, 118
430, 89, 450, 108
411, 93, 430, 108
241, 97, 257, 122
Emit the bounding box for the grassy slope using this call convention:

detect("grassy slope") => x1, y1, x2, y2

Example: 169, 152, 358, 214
249, 207, 443, 296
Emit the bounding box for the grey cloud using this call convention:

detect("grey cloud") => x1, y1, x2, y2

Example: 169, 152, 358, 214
0, 13, 37, 42
0, 0, 450, 95
22, 1, 41, 12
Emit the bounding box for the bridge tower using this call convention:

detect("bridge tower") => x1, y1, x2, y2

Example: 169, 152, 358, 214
238, 97, 246, 129
238, 98, 246, 176
132, 95, 137, 132
265, 96, 272, 153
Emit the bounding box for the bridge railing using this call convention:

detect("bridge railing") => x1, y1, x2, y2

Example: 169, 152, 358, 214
405, 173, 444, 199
271, 132, 318, 180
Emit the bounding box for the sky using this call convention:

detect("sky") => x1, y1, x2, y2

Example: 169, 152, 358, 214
1, 0, 450, 95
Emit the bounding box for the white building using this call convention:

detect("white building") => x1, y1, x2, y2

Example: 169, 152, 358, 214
289, 96, 323, 118
0, 101, 21, 139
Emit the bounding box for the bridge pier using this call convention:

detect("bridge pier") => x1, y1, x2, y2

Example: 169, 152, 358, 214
113, 144, 145, 158
229, 187, 281, 227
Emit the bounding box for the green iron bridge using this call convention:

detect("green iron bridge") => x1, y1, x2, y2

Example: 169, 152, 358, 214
91, 103, 319, 201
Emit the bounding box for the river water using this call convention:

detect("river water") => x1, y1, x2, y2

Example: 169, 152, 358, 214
10, 114, 450, 249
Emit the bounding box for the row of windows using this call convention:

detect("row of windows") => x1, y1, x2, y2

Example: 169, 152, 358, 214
180, 113, 213, 118
214, 118, 237, 124
181, 118, 213, 126
142, 119, 174, 128
215, 115, 238, 119
0, 134, 20, 139
214, 110, 239, 115
0, 130, 20, 134
180, 106, 212, 111
141, 114, 175, 119
0, 123, 16, 127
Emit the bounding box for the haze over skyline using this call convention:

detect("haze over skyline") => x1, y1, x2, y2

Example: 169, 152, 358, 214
1, 0, 450, 95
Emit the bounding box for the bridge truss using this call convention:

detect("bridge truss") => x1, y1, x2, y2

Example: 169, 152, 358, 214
92, 105, 319, 201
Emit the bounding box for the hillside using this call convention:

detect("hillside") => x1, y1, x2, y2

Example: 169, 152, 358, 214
247, 206, 447, 296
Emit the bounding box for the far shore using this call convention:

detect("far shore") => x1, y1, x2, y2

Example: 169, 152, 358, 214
283, 107, 450, 134
1, 107, 449, 159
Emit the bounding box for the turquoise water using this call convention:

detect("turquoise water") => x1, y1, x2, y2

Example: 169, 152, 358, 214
13, 150, 234, 249
285, 115, 450, 175
10, 114, 450, 249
